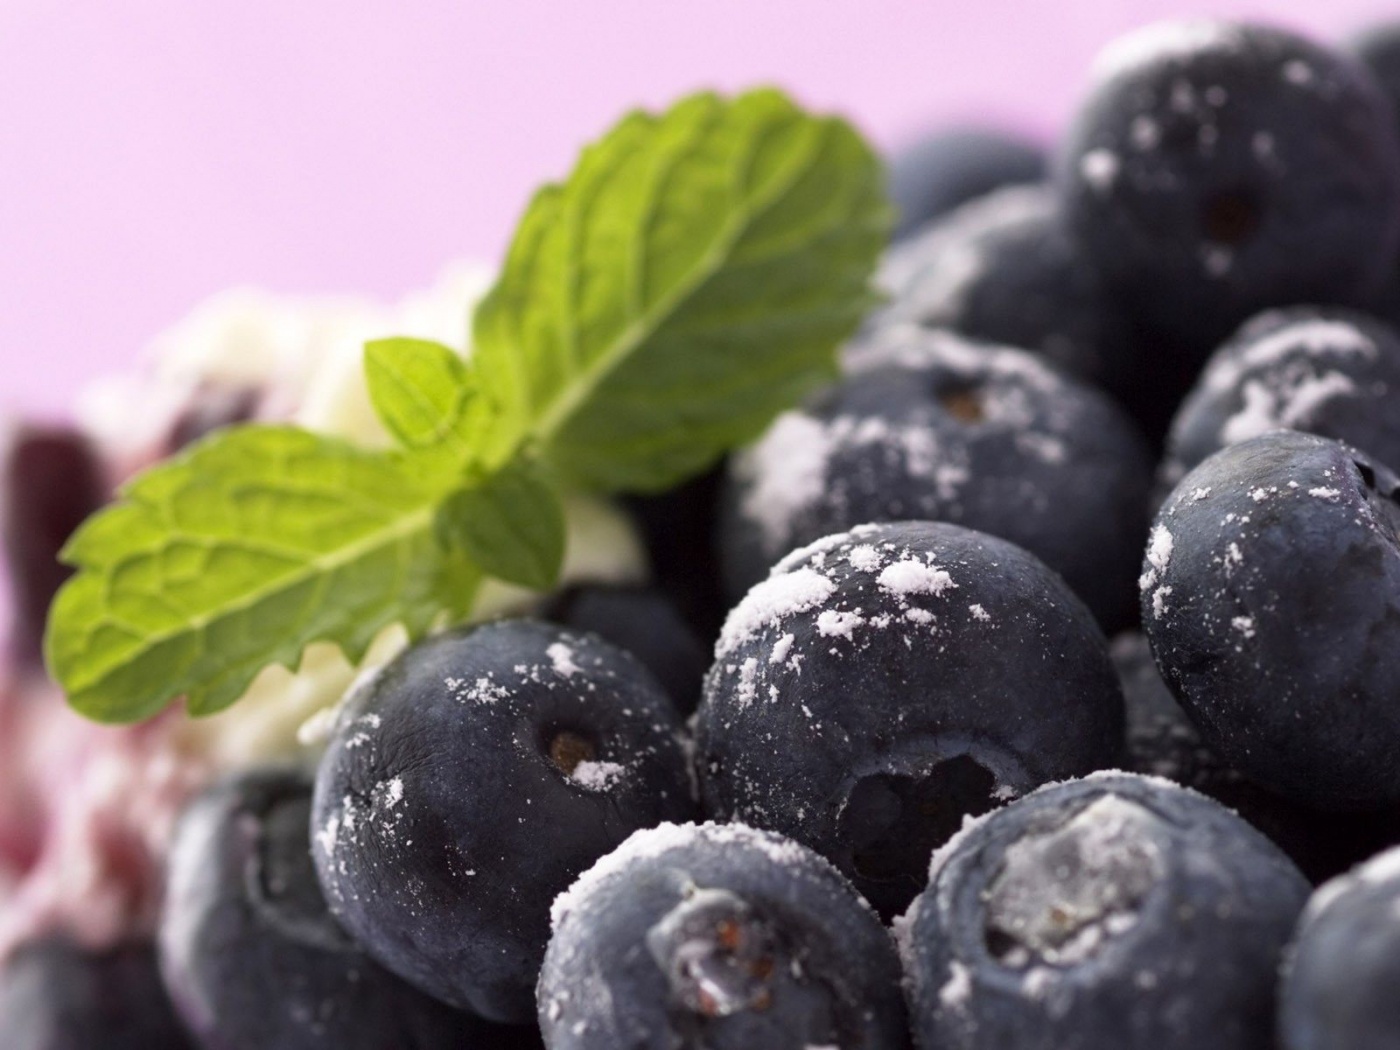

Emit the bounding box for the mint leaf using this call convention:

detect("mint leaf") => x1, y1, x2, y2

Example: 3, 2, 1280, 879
363, 338, 489, 467
471, 87, 891, 492
45, 426, 478, 723
435, 461, 566, 591
44, 87, 892, 727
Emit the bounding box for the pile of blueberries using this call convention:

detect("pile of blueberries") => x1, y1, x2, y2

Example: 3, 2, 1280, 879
10, 15, 1400, 1050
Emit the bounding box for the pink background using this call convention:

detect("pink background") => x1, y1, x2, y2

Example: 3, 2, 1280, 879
2, 0, 1396, 419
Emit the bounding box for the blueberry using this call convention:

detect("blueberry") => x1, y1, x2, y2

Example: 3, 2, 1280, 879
888, 126, 1046, 241
1160, 307, 1400, 496
1279, 847, 1400, 1049
311, 620, 698, 1023
0, 936, 193, 1050
1059, 20, 1400, 355
539, 585, 709, 717
1, 424, 105, 667
1142, 430, 1400, 810
879, 186, 1139, 406
898, 772, 1310, 1050
698, 521, 1124, 919
160, 768, 518, 1049
724, 327, 1153, 632
539, 822, 909, 1050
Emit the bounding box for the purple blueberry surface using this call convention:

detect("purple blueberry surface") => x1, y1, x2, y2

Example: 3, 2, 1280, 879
1351, 20, 1400, 144
310, 619, 698, 1024
620, 465, 729, 642
899, 772, 1310, 1050
1113, 631, 1400, 884
1279, 847, 1400, 1050
699, 520, 1124, 919
1059, 20, 1400, 356
159, 768, 522, 1049
1142, 431, 1400, 811
539, 822, 910, 1050
1160, 307, 1400, 498
539, 585, 709, 718
0, 936, 193, 1050
723, 327, 1152, 632
879, 186, 1139, 406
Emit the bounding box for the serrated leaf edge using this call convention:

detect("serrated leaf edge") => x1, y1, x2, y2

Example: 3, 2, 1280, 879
49, 499, 440, 723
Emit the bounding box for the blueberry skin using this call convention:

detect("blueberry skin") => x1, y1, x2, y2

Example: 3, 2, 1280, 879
888, 126, 1046, 241
1, 424, 105, 667
880, 186, 1139, 404
0, 937, 193, 1050
539, 822, 910, 1050
1114, 628, 1277, 809
539, 585, 709, 717
621, 465, 729, 643
699, 521, 1125, 920
311, 620, 698, 1024
1351, 22, 1400, 142
160, 768, 520, 1050
899, 772, 1310, 1050
1059, 20, 1400, 355
724, 327, 1153, 632
1350, 21, 1400, 328
1279, 847, 1400, 1049
1113, 632, 1400, 884
1142, 431, 1400, 810
1160, 307, 1400, 496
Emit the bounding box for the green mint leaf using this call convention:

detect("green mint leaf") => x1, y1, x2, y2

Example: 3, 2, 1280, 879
435, 461, 566, 591
471, 87, 891, 492
44, 86, 893, 727
44, 425, 478, 723
363, 337, 488, 466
